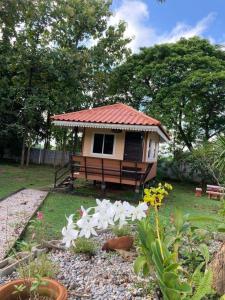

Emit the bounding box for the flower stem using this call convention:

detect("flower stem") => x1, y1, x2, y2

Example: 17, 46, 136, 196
154, 205, 164, 260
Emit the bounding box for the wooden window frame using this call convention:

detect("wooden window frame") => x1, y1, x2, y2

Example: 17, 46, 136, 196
91, 132, 116, 157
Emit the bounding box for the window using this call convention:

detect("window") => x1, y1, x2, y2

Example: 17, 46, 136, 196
147, 139, 159, 161
93, 133, 114, 155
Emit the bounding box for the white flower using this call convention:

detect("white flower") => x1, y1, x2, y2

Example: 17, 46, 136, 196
113, 201, 133, 227
130, 202, 148, 221
66, 214, 75, 228
94, 199, 115, 228
77, 216, 98, 238
80, 206, 92, 217
93, 212, 114, 230
62, 225, 79, 248
96, 199, 115, 218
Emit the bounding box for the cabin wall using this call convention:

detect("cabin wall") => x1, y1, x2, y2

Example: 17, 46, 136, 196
143, 132, 160, 163
82, 128, 125, 160
82, 128, 160, 162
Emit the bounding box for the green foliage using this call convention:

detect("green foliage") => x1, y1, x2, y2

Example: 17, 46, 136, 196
110, 37, 225, 151
134, 209, 216, 300
29, 274, 48, 293
17, 254, 58, 279
213, 137, 225, 175
191, 269, 213, 300
16, 241, 34, 253
28, 217, 48, 246
72, 237, 97, 256
112, 225, 131, 237
0, 0, 130, 164
218, 201, 225, 217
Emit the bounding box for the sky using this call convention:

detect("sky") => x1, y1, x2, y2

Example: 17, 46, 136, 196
110, 0, 225, 52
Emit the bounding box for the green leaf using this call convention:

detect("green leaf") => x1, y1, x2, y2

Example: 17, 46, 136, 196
187, 215, 220, 223
199, 244, 209, 264
134, 255, 148, 275
164, 263, 180, 272
191, 269, 213, 300
174, 209, 184, 232
217, 224, 225, 232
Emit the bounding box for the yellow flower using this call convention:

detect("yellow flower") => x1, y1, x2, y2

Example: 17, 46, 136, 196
143, 182, 173, 208
165, 183, 173, 190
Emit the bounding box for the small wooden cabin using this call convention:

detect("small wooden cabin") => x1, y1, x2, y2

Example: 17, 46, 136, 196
51, 103, 169, 191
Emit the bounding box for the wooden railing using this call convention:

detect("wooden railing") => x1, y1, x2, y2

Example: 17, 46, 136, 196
71, 155, 153, 187
54, 162, 71, 188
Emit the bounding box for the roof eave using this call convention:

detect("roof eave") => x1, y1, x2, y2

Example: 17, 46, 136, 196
52, 120, 170, 143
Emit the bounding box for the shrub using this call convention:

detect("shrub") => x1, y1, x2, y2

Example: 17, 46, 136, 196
72, 238, 97, 255
17, 254, 58, 279
112, 225, 131, 237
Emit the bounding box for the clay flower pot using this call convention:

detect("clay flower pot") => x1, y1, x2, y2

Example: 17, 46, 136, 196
0, 278, 67, 300
102, 236, 134, 251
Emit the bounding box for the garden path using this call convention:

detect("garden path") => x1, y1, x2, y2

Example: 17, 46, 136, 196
0, 189, 48, 260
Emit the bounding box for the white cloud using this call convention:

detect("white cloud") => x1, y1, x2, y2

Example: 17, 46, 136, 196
157, 13, 215, 44
110, 0, 156, 51
110, 0, 215, 52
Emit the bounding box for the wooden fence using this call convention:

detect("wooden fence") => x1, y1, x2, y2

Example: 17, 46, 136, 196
3, 148, 70, 166
29, 148, 70, 166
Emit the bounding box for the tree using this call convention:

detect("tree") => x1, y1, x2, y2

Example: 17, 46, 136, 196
0, 0, 130, 165
109, 37, 225, 151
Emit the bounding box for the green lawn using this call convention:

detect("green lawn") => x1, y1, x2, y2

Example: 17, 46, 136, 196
24, 192, 96, 241
0, 162, 54, 198
0, 162, 223, 241
159, 182, 222, 231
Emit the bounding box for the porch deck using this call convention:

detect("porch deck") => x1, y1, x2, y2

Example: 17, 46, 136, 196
71, 155, 157, 188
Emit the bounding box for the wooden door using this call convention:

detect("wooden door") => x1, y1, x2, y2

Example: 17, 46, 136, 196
124, 132, 143, 162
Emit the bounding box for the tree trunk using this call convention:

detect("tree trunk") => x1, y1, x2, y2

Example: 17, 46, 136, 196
26, 145, 31, 167
20, 130, 27, 167
177, 125, 193, 151
43, 112, 51, 163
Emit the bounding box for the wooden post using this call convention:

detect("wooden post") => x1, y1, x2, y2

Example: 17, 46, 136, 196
73, 127, 78, 154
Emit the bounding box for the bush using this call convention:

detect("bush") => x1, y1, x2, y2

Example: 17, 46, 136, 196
17, 254, 58, 279
112, 225, 131, 237
72, 238, 97, 255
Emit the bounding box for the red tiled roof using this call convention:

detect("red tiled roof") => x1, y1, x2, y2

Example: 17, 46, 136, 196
51, 103, 161, 126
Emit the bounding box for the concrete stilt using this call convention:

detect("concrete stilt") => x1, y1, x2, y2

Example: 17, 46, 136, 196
101, 182, 106, 191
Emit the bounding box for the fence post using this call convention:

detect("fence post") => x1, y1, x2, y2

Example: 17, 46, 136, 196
38, 149, 42, 165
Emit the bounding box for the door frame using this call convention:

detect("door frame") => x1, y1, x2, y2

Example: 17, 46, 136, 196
123, 131, 144, 162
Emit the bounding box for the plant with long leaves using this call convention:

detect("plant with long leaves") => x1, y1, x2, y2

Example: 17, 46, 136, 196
134, 187, 218, 299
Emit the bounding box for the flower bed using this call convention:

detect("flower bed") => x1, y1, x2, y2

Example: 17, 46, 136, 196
1, 231, 152, 299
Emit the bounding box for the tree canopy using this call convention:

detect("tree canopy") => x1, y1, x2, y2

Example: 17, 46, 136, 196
0, 0, 130, 165
109, 37, 225, 151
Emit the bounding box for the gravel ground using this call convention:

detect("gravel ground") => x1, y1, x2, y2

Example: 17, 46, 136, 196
0, 189, 48, 259
50, 232, 151, 300
0, 232, 152, 300
0, 231, 223, 300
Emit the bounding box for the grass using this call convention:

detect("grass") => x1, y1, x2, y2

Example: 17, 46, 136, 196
159, 182, 223, 231
0, 162, 223, 241
24, 181, 224, 241
0, 161, 54, 198
25, 192, 96, 240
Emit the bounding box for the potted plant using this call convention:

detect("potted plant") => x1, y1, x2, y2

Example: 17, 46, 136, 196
0, 277, 67, 300
0, 247, 67, 299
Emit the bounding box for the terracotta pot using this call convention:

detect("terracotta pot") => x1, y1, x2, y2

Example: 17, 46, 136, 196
102, 236, 134, 251
0, 278, 67, 300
